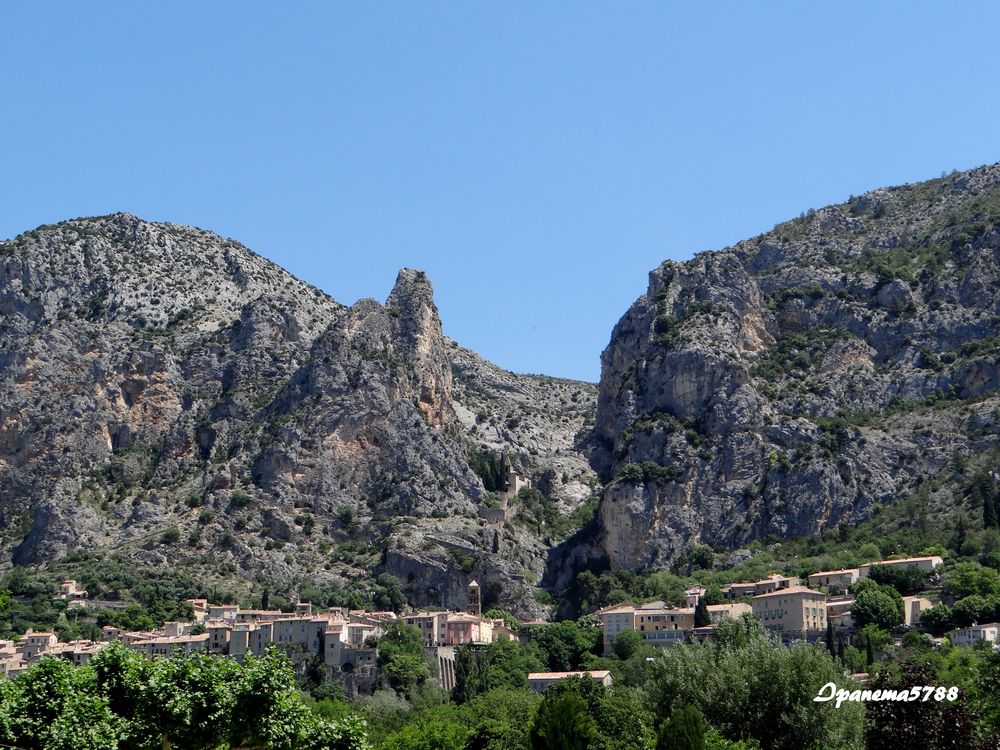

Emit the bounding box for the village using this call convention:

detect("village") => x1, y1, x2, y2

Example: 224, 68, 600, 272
1, 551, 994, 695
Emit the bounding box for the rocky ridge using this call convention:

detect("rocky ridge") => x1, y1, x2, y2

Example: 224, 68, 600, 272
590, 164, 1000, 572
0, 214, 596, 615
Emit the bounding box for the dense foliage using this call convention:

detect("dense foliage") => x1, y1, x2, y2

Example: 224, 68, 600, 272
0, 644, 369, 750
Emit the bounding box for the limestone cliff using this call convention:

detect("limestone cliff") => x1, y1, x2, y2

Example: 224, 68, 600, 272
592, 164, 1000, 570
0, 214, 596, 616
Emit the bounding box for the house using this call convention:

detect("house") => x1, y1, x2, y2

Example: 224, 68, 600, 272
54, 580, 87, 600
444, 613, 493, 645
753, 574, 801, 595
528, 670, 613, 693
722, 582, 759, 600
751, 586, 828, 637
903, 596, 933, 626
948, 623, 1000, 649
684, 586, 706, 607
207, 604, 239, 622
128, 633, 209, 657
16, 631, 58, 661
807, 568, 860, 589
497, 454, 531, 502
706, 602, 751, 622
723, 574, 800, 600
402, 611, 450, 647
635, 602, 694, 646
595, 603, 637, 652
859, 556, 944, 578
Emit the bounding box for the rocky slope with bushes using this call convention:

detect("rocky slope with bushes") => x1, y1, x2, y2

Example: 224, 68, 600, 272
0, 213, 596, 615
590, 163, 1000, 572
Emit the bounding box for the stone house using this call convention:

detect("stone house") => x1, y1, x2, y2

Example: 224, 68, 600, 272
751, 586, 828, 637
807, 568, 860, 589
528, 670, 613, 692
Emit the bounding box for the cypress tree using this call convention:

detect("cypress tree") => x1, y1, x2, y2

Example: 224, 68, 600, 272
826, 620, 836, 659
656, 706, 706, 750
984, 494, 998, 530
694, 598, 710, 628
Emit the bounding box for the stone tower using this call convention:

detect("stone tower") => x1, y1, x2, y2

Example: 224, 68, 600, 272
466, 580, 481, 617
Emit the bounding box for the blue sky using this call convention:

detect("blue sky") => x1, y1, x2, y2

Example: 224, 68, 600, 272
2, 3, 998, 381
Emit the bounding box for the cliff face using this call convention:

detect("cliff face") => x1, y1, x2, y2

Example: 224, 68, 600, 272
593, 164, 1000, 570
0, 214, 596, 615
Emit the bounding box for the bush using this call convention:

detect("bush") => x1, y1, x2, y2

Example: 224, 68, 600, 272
159, 527, 180, 545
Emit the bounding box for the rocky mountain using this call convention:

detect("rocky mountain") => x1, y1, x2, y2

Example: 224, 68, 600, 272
589, 163, 1000, 572
6, 162, 1000, 614
0, 213, 597, 616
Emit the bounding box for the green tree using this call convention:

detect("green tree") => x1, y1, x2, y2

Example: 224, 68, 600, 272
527, 620, 601, 672
657, 705, 706, 750
530, 691, 598, 750
702, 585, 724, 606
866, 564, 930, 596
919, 604, 954, 637
694, 599, 710, 628
952, 595, 992, 627
381, 708, 469, 750
453, 640, 543, 703
852, 586, 903, 630
825, 620, 836, 659
0, 644, 370, 750
461, 687, 540, 750
646, 616, 864, 750
613, 629, 643, 660
945, 563, 1000, 599
377, 622, 432, 696
372, 574, 407, 613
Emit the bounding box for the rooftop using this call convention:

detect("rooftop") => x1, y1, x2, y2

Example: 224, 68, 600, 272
529, 670, 612, 680
752, 586, 827, 600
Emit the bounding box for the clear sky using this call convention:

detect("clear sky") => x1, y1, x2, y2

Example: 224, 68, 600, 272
2, 3, 998, 381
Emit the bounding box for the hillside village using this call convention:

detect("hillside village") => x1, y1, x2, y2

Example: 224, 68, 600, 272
6, 551, 998, 698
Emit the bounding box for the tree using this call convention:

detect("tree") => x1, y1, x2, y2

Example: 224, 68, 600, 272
857, 624, 891, 663
919, 605, 954, 637
537, 677, 655, 750
377, 622, 432, 696
945, 563, 1000, 600
0, 644, 370, 750
382, 710, 469, 750
657, 706, 706, 750
852, 586, 903, 630
825, 620, 836, 659
867, 565, 930, 596
952, 595, 989, 628
614, 629, 643, 660
461, 687, 540, 750
865, 660, 979, 750
646, 617, 864, 750
527, 621, 600, 672
452, 640, 543, 703
530, 691, 598, 750
694, 599, 710, 628
703, 585, 724, 606
373, 574, 407, 613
